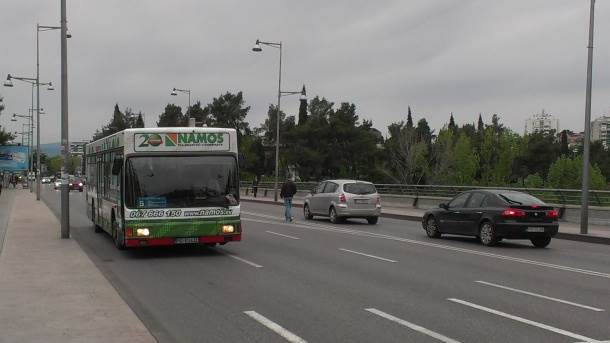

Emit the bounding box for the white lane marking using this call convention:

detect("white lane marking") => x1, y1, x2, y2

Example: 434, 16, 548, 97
224, 253, 263, 268
244, 311, 308, 343
475, 281, 605, 312
241, 216, 610, 279
448, 298, 596, 342
266, 231, 300, 240
338, 248, 398, 263
365, 308, 461, 343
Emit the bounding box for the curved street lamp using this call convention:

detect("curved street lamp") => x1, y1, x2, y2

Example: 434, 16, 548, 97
170, 87, 192, 126
252, 38, 306, 201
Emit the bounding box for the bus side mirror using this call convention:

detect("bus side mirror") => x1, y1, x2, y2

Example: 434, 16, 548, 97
112, 158, 123, 175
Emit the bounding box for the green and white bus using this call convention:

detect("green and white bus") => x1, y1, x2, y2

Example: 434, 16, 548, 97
85, 128, 241, 249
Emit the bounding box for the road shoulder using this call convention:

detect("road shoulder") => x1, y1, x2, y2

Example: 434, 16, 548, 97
0, 191, 157, 343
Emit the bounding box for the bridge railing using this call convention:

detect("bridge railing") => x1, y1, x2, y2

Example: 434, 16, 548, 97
240, 181, 610, 207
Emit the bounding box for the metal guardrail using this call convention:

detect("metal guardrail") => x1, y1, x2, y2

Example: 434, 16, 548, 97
240, 181, 610, 207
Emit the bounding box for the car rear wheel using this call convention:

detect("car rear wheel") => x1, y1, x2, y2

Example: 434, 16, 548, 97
530, 236, 552, 248
329, 207, 342, 224
479, 221, 499, 246
425, 216, 441, 238
304, 204, 314, 220
367, 216, 378, 225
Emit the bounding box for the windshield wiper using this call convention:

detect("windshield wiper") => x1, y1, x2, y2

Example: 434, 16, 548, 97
499, 194, 522, 205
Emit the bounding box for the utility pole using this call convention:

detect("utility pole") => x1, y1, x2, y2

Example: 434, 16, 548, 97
580, 0, 595, 235
60, 0, 70, 239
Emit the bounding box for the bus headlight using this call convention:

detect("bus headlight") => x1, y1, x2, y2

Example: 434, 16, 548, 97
222, 225, 235, 233
136, 228, 150, 237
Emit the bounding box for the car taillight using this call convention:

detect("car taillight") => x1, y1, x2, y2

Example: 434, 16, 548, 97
339, 193, 346, 203
501, 208, 526, 218
546, 210, 558, 219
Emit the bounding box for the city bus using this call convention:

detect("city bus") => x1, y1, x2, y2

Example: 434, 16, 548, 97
85, 128, 242, 249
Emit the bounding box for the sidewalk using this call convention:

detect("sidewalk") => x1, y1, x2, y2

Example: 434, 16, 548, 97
0, 190, 156, 343
241, 195, 610, 245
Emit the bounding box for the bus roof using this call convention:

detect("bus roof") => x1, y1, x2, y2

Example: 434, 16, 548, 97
86, 127, 238, 155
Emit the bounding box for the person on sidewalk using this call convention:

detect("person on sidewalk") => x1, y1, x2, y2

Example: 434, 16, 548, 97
280, 177, 297, 222
252, 176, 259, 198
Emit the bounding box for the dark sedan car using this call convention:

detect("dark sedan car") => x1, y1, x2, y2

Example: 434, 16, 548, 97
422, 190, 558, 248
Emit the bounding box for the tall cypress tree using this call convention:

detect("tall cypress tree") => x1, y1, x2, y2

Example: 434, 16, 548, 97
298, 85, 308, 125
560, 130, 570, 156
477, 113, 484, 133
135, 113, 145, 128
406, 106, 413, 129
448, 113, 457, 134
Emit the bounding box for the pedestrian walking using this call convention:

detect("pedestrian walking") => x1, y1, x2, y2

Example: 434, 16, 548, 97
252, 176, 259, 198
280, 177, 297, 222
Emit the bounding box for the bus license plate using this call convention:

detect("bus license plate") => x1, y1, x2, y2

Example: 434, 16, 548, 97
175, 237, 199, 244
527, 227, 545, 233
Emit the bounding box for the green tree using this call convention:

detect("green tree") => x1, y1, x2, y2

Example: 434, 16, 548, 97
134, 113, 145, 128
47, 155, 62, 174
524, 173, 544, 188
415, 118, 432, 145
157, 103, 184, 127
452, 133, 478, 185
560, 130, 570, 156
406, 106, 413, 129
205, 91, 251, 138
430, 128, 455, 184
297, 85, 308, 125
547, 155, 606, 189
1, 96, 16, 145
448, 113, 457, 136
188, 101, 210, 127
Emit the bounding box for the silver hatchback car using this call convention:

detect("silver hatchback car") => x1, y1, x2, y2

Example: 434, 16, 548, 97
304, 180, 381, 224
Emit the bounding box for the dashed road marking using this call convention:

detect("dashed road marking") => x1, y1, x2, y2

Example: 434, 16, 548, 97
223, 253, 263, 268
475, 281, 604, 312
266, 231, 300, 240
365, 308, 461, 343
448, 298, 596, 342
339, 248, 397, 263
244, 310, 307, 343
242, 215, 610, 279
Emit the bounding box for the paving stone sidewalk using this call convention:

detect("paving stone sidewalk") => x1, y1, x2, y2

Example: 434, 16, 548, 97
0, 190, 156, 343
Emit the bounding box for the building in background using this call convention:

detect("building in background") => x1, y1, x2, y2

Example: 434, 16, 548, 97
566, 131, 584, 152
591, 116, 610, 149
524, 110, 560, 135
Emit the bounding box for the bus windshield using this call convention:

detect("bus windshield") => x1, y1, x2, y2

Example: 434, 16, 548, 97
125, 155, 239, 209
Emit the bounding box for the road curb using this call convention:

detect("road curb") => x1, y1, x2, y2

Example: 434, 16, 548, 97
240, 198, 610, 245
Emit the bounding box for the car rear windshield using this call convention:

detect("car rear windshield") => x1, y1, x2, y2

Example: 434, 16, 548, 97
343, 183, 376, 195
498, 192, 545, 206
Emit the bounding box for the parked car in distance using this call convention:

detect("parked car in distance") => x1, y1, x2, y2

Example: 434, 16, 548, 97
422, 190, 559, 248
54, 179, 63, 190
304, 180, 381, 224
69, 178, 84, 192
41, 177, 52, 184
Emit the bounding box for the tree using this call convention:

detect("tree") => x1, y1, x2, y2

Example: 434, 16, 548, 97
477, 113, 484, 133
547, 155, 606, 189
298, 86, 308, 125
430, 128, 455, 184
560, 130, 570, 156
157, 103, 184, 127
134, 113, 145, 128
205, 92, 251, 140
524, 173, 544, 188
452, 133, 478, 185
448, 113, 457, 135
0, 95, 16, 145
406, 106, 413, 129
188, 101, 210, 127
415, 118, 432, 145
92, 104, 132, 140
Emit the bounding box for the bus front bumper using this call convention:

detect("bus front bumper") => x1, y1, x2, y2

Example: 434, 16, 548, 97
125, 234, 242, 248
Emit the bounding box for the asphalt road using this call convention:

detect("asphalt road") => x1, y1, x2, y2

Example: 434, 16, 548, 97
41, 186, 610, 343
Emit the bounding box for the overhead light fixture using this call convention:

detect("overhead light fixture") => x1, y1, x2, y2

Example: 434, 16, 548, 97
252, 39, 262, 52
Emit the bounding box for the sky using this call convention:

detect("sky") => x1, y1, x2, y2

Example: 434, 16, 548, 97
0, 0, 609, 144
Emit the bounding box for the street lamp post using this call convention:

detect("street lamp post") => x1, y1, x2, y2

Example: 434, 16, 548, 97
4, 74, 52, 191
581, 0, 596, 235
60, 0, 70, 239
170, 88, 192, 126
252, 39, 306, 202
37, 23, 63, 201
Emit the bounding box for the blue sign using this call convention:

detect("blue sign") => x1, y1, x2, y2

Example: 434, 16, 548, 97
0, 146, 28, 171
137, 197, 167, 208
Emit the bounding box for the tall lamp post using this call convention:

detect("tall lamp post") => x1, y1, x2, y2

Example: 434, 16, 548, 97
170, 88, 192, 126
4, 74, 53, 191
60, 0, 70, 238
252, 39, 306, 202
37, 23, 68, 201
580, 0, 596, 235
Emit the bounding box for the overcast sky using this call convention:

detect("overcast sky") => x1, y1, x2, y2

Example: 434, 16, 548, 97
1, 1, 609, 144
